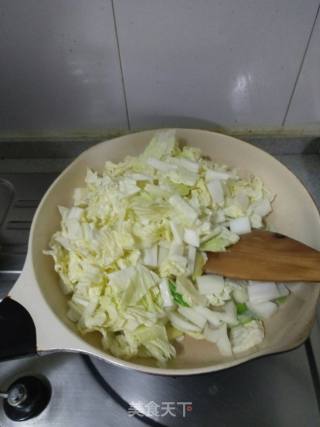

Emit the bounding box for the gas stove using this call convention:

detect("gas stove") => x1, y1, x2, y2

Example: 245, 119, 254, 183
0, 139, 320, 426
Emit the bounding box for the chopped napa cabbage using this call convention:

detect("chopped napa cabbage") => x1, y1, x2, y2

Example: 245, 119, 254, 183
200, 228, 239, 252
142, 245, 158, 267
159, 278, 174, 307
251, 198, 272, 217
168, 280, 190, 307
175, 276, 206, 306
183, 228, 200, 247
236, 303, 248, 315
207, 179, 224, 205
204, 323, 232, 357
229, 217, 251, 235
205, 170, 236, 181
274, 284, 290, 305
277, 283, 290, 297
275, 296, 288, 305
170, 221, 184, 244
169, 312, 202, 333
230, 320, 264, 353
192, 251, 207, 280
248, 281, 280, 304
168, 194, 198, 225
247, 301, 278, 319
45, 129, 279, 364
225, 279, 248, 303
196, 274, 224, 295
194, 304, 234, 327
142, 129, 177, 160
250, 213, 263, 229
178, 306, 207, 329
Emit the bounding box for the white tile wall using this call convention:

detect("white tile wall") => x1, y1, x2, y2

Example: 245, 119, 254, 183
114, 0, 319, 129
285, 10, 320, 126
0, 1, 319, 134
0, 0, 128, 133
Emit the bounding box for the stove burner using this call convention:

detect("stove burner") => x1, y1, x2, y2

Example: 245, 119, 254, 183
3, 375, 51, 421
82, 356, 166, 427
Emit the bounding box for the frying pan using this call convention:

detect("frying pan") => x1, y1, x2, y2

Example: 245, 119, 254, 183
1, 129, 320, 376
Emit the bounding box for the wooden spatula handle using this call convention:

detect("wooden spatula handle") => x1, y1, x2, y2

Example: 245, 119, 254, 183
205, 230, 320, 282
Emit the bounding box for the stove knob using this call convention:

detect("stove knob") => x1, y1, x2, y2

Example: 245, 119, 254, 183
2, 376, 51, 421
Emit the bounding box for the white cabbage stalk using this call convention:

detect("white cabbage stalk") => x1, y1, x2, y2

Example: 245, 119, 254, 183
205, 170, 235, 181
247, 301, 278, 319
277, 284, 289, 297
159, 279, 174, 307
168, 195, 198, 224
170, 157, 200, 173
230, 321, 264, 353
196, 274, 224, 295
142, 245, 158, 267
187, 245, 197, 275
169, 312, 202, 333
204, 324, 232, 356
147, 157, 177, 172
183, 228, 200, 247
170, 221, 184, 244
178, 306, 207, 329
207, 179, 224, 205
229, 217, 251, 235
252, 199, 272, 217
250, 214, 263, 229
248, 281, 280, 304
223, 301, 238, 325
194, 304, 237, 327
226, 279, 248, 303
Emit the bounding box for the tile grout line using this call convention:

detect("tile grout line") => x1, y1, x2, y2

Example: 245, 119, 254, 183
111, 0, 131, 130
282, 3, 320, 126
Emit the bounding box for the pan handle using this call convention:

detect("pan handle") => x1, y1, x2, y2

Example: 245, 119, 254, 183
0, 297, 37, 361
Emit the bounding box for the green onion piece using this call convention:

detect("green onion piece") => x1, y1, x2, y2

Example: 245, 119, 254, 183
275, 296, 287, 305
236, 303, 248, 315
169, 280, 190, 307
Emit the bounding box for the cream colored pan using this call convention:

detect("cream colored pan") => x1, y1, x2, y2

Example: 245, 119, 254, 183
1, 129, 320, 375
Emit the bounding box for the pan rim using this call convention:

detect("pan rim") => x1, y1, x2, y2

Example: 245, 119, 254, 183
25, 128, 320, 375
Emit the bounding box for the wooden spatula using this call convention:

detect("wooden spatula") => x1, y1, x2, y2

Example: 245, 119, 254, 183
204, 230, 320, 282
